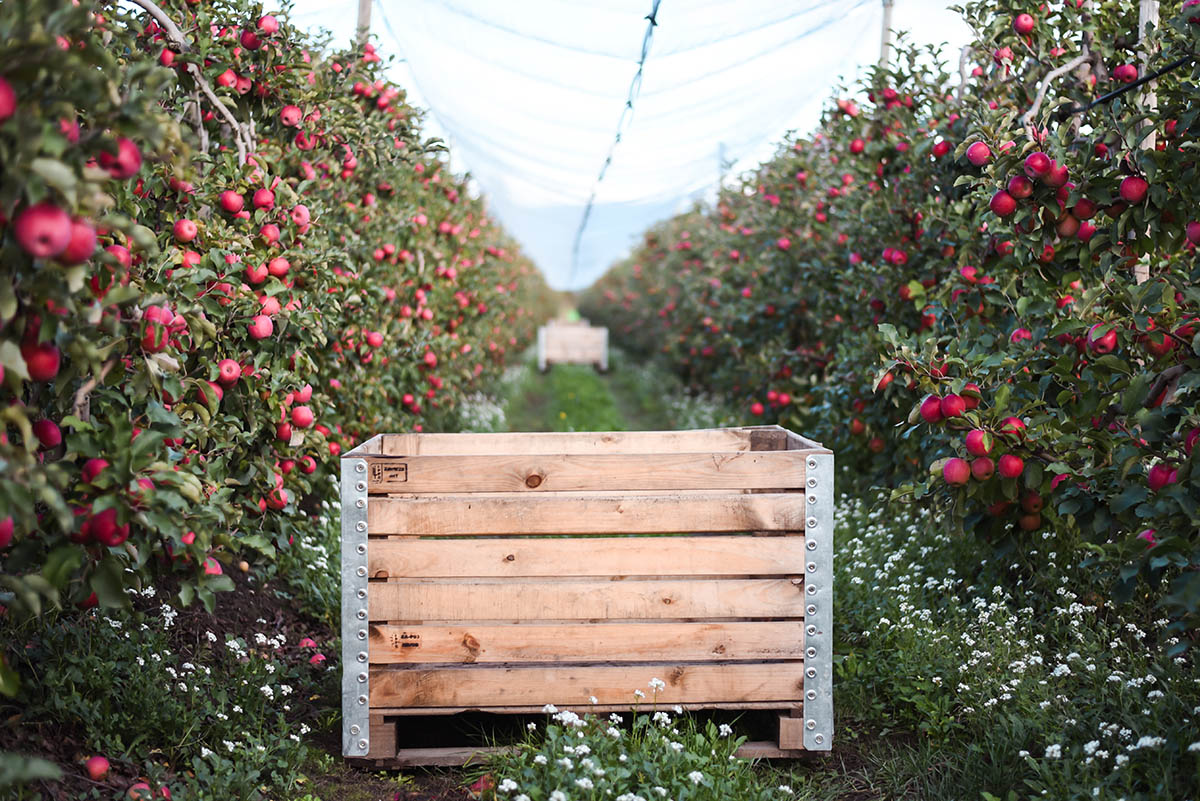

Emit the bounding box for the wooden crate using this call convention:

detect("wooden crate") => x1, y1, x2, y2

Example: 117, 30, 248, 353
536, 320, 609, 371
340, 426, 834, 765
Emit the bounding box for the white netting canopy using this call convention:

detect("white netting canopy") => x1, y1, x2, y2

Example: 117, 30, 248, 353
288, 0, 970, 289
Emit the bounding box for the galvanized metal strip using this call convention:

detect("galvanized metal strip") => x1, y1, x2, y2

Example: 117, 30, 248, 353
802, 452, 834, 750
341, 458, 370, 757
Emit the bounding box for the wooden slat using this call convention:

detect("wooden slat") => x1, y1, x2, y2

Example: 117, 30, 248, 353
371, 701, 801, 716
368, 535, 806, 578
368, 578, 805, 622
366, 714, 397, 759
735, 741, 805, 759
367, 492, 806, 535
369, 662, 806, 708
369, 621, 805, 664
778, 714, 806, 750
365, 745, 513, 767
377, 428, 765, 456
364, 451, 807, 493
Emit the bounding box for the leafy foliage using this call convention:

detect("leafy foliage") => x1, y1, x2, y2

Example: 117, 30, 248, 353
0, 0, 554, 619
581, 0, 1200, 630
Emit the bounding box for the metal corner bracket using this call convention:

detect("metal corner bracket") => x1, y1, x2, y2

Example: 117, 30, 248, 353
341, 458, 370, 757
802, 451, 834, 750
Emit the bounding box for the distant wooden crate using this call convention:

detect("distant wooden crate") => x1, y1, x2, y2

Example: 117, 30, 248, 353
340, 426, 834, 765
537, 320, 608, 371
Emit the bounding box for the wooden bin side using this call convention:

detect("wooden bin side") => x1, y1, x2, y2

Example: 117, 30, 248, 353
341, 429, 834, 760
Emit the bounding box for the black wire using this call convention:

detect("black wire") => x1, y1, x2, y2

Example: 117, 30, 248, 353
1053, 54, 1194, 120
570, 0, 663, 286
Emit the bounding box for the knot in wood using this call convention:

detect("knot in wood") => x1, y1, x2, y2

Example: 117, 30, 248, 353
505, 553, 516, 562
525, 473, 543, 488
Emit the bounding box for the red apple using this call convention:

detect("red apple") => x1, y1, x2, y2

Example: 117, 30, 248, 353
279, 105, 302, 127
1023, 151, 1051, 179
21, 340, 61, 382
82, 458, 109, 483
89, 508, 128, 547
0, 76, 16, 121
259, 14, 280, 33
296, 383, 313, 403
1112, 63, 1138, 83
940, 394, 966, 418
219, 191, 244, 213
920, 395, 944, 424
59, 217, 98, 264
998, 453, 1024, 479
173, 218, 197, 243
14, 202, 73, 258
1119, 175, 1148, 205
750, 401, 764, 416
98, 137, 142, 179
943, 457, 970, 485
248, 314, 273, 340
0, 516, 13, 548
965, 142, 991, 166
1147, 463, 1176, 491
291, 405, 314, 428
962, 382, 982, 410
85, 755, 110, 781
990, 190, 1017, 217
33, 418, 61, 449
971, 457, 995, 481
965, 429, 992, 456
999, 416, 1026, 440
1020, 491, 1044, 513
217, 358, 241, 386
1042, 161, 1069, 187
1007, 175, 1033, 199
1186, 222, 1200, 246
276, 422, 293, 441
253, 188, 275, 210
267, 256, 290, 277
1013, 13, 1034, 34
1087, 323, 1118, 354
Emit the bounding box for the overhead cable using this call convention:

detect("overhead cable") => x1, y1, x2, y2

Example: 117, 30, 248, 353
569, 0, 662, 285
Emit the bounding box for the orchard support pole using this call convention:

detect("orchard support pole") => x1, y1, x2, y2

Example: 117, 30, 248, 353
1135, 0, 1159, 285
879, 0, 895, 68
356, 0, 372, 49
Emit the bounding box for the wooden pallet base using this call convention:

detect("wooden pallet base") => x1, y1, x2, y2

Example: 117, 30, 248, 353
355, 712, 807, 767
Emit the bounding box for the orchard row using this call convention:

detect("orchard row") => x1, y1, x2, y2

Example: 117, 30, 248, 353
582, 0, 1200, 629
0, 0, 553, 614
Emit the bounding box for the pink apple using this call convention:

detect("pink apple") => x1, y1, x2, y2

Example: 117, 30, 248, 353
920, 395, 943, 424
998, 453, 1024, 479
965, 429, 992, 456
971, 457, 995, 481
14, 202, 72, 258
173, 218, 197, 243
1023, 151, 1051, 179
85, 755, 110, 781
965, 142, 991, 166
291, 405, 314, 428
989, 190, 1017, 217
1013, 13, 1034, 34
248, 315, 273, 340
943, 458, 970, 485
0, 76, 15, 121
217, 358, 241, 386
1119, 175, 1148, 205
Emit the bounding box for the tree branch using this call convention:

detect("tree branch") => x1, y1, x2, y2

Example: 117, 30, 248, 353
1021, 51, 1090, 137
126, 0, 251, 164
955, 45, 972, 105
72, 359, 116, 421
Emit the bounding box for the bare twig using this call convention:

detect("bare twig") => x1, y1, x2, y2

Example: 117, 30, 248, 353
127, 0, 251, 164
1021, 51, 1090, 138
72, 359, 116, 421
955, 45, 971, 105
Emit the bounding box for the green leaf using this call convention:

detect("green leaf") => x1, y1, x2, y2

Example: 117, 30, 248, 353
42, 546, 84, 589
0, 655, 19, 699
30, 157, 78, 193
90, 557, 130, 609
0, 341, 30, 381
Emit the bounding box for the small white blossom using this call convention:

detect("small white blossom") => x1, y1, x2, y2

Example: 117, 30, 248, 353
498, 778, 519, 793
648, 677, 666, 692
687, 771, 704, 785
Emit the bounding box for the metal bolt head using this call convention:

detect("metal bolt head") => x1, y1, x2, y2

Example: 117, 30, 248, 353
806, 477, 817, 488
806, 720, 816, 730
357, 610, 366, 620
806, 689, 816, 700
356, 462, 366, 473
807, 459, 817, 468
356, 481, 367, 492
350, 724, 361, 735
356, 521, 367, 532
358, 695, 368, 705
806, 647, 817, 658
356, 566, 367, 577
357, 544, 366, 554
356, 499, 366, 508
807, 540, 817, 550
806, 625, 816, 635
807, 562, 816, 572
358, 739, 368, 750
357, 652, 367, 662
357, 672, 367, 682
357, 630, 367, 640
807, 584, 817, 595
807, 604, 817, 615
357, 589, 367, 599
806, 667, 816, 678
807, 518, 817, 528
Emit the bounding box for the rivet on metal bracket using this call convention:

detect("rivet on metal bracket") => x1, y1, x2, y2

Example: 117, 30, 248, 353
806, 478, 817, 488
357, 589, 367, 599
358, 695, 368, 705
806, 647, 817, 658
357, 672, 367, 682
358, 739, 368, 750
806, 690, 817, 700
356, 499, 366, 508
357, 630, 367, 640
807, 562, 816, 572
807, 518, 817, 528
806, 720, 816, 730
807, 584, 817, 595
815, 734, 825, 745
807, 540, 817, 550
806, 667, 816, 678
355, 481, 367, 492
357, 610, 366, 620
357, 544, 366, 554
807, 604, 817, 615
356, 566, 367, 577
357, 652, 367, 662
356, 463, 366, 473
356, 521, 367, 532
806, 625, 816, 635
